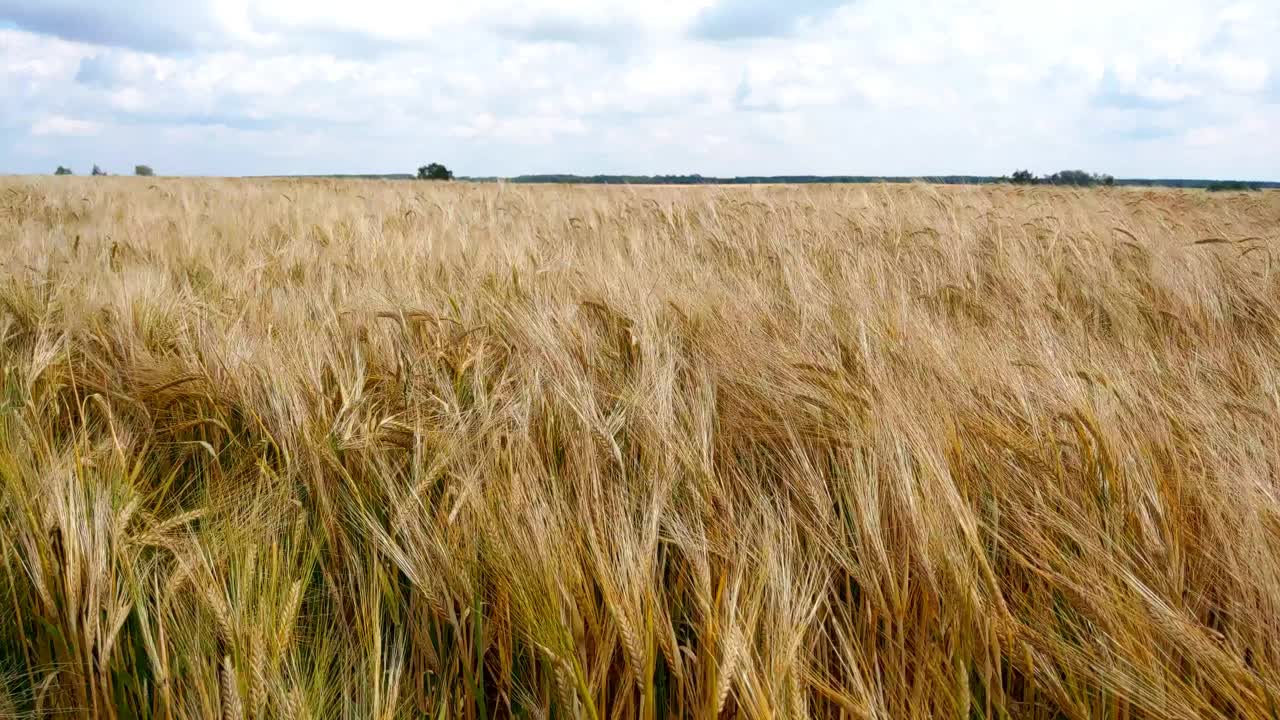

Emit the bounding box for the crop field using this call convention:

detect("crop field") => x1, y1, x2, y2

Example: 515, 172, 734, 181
2, 177, 1280, 719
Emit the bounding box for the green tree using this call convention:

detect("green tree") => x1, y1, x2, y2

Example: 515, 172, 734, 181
1046, 170, 1095, 186
1207, 180, 1257, 192
417, 163, 453, 181
91, 164, 107, 176
135, 165, 155, 177
1009, 169, 1037, 185
54, 166, 73, 175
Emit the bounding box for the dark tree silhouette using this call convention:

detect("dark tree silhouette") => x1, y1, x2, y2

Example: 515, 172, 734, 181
91, 165, 107, 176
54, 166, 73, 175
1046, 170, 1096, 186
1007, 169, 1115, 187
417, 163, 453, 181
135, 165, 155, 177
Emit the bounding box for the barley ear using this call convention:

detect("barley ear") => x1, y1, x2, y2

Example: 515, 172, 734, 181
220, 654, 244, 720
248, 633, 265, 720
715, 632, 740, 717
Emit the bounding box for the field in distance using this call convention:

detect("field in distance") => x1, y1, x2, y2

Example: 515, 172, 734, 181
2, 177, 1279, 719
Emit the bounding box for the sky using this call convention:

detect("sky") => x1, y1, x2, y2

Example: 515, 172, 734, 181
1, 0, 1277, 179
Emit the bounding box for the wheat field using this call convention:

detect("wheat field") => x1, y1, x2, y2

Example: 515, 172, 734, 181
2, 177, 1279, 719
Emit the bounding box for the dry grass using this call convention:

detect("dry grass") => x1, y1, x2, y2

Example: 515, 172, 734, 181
2, 176, 1280, 719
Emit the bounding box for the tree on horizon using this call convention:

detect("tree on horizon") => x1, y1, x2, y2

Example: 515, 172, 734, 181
417, 163, 453, 181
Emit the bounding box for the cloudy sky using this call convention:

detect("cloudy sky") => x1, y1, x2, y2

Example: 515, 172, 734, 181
1, 0, 1277, 178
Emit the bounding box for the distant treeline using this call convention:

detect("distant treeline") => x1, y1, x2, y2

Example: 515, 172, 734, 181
270, 173, 1278, 190
498, 174, 1006, 185
263, 174, 416, 180
466, 174, 1277, 190
1118, 179, 1275, 191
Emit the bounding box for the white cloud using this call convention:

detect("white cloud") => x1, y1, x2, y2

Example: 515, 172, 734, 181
1143, 79, 1201, 104
1, 0, 1278, 179
450, 112, 587, 144
30, 114, 100, 136
241, 0, 713, 48
1209, 55, 1270, 93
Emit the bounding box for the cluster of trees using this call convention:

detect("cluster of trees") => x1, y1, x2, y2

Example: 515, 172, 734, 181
1003, 169, 1116, 187
511, 174, 1010, 185
516, 174, 715, 185
54, 165, 155, 176
1205, 180, 1262, 192
507, 174, 1277, 189
423, 171, 1274, 189
417, 163, 453, 180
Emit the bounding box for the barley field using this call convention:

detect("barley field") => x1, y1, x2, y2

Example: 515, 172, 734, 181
2, 177, 1280, 719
